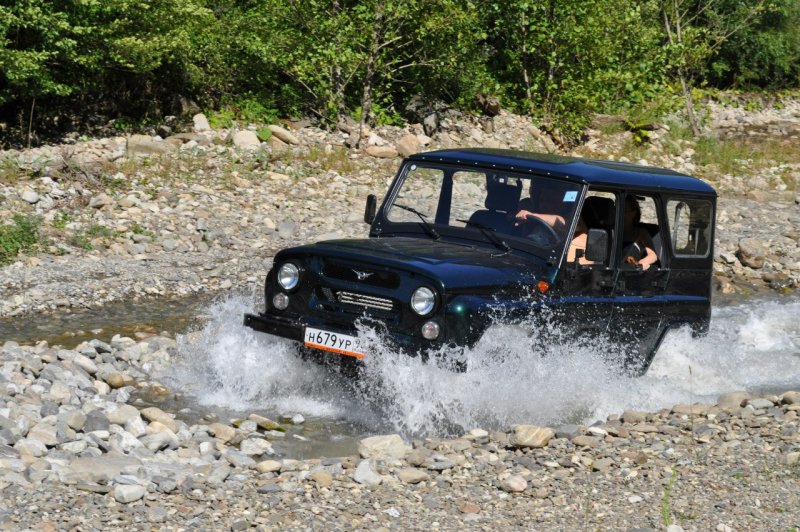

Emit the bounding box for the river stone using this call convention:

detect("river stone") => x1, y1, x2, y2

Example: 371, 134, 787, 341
233, 130, 260, 149
140, 407, 177, 432
193, 113, 211, 132
398, 468, 429, 484
21, 190, 40, 204
267, 125, 300, 145
64, 411, 86, 431
737, 238, 767, 269
782, 391, 800, 404
107, 405, 140, 426
240, 438, 273, 456
127, 134, 175, 157
72, 354, 97, 375
621, 410, 648, 423
672, 403, 711, 416
83, 410, 110, 432
572, 435, 599, 448
353, 459, 382, 486
105, 372, 126, 389
509, 425, 554, 448
15, 438, 47, 457
310, 469, 333, 487
113, 484, 146, 503
358, 434, 411, 460
64, 455, 141, 483
780, 452, 800, 466
366, 145, 398, 159
248, 414, 283, 432
500, 475, 527, 493
28, 423, 59, 447
208, 422, 236, 443
748, 398, 775, 409
718, 391, 750, 410
396, 134, 421, 157
256, 460, 282, 474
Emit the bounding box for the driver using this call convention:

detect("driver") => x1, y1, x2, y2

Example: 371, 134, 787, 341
514, 181, 567, 233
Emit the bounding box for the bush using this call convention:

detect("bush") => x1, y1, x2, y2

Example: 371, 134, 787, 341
0, 214, 40, 265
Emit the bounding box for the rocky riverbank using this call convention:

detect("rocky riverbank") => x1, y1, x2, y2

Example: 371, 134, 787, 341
1, 99, 800, 318
1, 334, 798, 530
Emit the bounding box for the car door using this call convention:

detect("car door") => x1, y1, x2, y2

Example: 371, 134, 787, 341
608, 193, 670, 370
556, 190, 618, 340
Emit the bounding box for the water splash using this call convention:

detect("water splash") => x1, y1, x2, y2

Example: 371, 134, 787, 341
167, 294, 800, 439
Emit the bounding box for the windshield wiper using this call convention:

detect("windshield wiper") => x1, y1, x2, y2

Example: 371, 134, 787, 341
393, 203, 440, 240
457, 219, 511, 255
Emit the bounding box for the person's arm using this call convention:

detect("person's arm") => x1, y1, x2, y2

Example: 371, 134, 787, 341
567, 233, 594, 264
515, 210, 565, 227
636, 227, 658, 270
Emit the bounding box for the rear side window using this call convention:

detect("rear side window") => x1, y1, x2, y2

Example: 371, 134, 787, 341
666, 199, 713, 257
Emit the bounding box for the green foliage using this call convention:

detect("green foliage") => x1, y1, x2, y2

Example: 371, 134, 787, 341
52, 211, 70, 229
256, 127, 272, 142
1, 0, 798, 145
0, 214, 40, 265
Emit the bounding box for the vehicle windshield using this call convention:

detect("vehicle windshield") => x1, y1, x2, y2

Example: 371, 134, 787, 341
386, 163, 582, 255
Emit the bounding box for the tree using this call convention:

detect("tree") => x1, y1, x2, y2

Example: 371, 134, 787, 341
658, 0, 768, 135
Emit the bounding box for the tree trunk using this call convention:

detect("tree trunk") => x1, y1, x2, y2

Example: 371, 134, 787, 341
678, 67, 701, 136
356, 3, 384, 148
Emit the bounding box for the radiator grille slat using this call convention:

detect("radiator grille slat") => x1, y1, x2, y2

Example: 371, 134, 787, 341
337, 291, 394, 311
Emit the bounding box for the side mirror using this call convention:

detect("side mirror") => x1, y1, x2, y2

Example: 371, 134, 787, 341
585, 228, 608, 263
364, 194, 377, 224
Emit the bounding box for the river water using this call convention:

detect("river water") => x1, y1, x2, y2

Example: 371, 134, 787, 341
162, 294, 799, 457
3, 293, 799, 459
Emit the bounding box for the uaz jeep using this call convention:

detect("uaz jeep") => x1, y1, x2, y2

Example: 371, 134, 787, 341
245, 149, 716, 374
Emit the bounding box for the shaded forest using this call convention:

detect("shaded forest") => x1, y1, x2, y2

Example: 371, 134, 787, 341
2, 0, 799, 146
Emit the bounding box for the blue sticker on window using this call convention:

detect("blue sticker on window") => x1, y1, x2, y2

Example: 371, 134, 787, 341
563, 191, 578, 202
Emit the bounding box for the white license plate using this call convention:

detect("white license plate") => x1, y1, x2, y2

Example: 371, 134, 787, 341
303, 327, 365, 359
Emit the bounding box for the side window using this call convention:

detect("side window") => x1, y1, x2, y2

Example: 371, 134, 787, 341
667, 199, 713, 257
623, 194, 664, 265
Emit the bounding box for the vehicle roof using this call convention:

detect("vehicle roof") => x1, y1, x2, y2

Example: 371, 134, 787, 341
408, 148, 717, 196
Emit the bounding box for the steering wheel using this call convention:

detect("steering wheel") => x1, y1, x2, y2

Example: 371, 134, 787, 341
522, 214, 560, 247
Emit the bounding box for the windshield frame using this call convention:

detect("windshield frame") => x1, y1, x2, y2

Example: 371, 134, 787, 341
372, 161, 586, 264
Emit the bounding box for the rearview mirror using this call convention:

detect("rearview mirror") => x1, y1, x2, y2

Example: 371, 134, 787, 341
364, 194, 377, 224
585, 228, 608, 263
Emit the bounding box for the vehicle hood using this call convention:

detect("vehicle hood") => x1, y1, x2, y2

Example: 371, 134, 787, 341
276, 236, 554, 290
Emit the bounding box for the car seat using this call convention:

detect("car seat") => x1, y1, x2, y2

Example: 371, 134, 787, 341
468, 176, 522, 233
581, 196, 615, 264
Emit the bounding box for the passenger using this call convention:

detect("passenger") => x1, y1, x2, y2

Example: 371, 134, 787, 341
566, 216, 595, 265
514, 181, 567, 231
622, 196, 658, 270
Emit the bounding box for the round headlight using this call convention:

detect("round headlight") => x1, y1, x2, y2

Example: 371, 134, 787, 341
277, 263, 300, 290
272, 292, 289, 310
421, 320, 440, 340
410, 286, 436, 316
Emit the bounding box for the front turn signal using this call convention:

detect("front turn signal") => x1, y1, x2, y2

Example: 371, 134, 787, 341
536, 279, 550, 293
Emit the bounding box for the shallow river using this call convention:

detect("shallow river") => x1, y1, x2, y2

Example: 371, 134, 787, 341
2, 293, 799, 459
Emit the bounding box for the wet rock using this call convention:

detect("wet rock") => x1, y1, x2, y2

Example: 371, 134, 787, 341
358, 434, 411, 460
509, 425, 554, 448
718, 391, 751, 410
140, 407, 177, 432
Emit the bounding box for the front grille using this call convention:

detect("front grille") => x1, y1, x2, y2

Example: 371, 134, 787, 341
337, 291, 394, 311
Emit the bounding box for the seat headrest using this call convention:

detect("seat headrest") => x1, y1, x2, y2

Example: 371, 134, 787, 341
484, 176, 522, 212
582, 196, 615, 227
